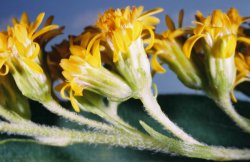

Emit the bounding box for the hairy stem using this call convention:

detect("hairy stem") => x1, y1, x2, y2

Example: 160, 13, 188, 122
215, 95, 250, 133
0, 122, 250, 161
0, 105, 28, 123
42, 97, 114, 131
140, 89, 201, 145
83, 105, 137, 133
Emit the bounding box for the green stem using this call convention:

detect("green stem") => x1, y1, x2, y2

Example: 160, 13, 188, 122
1, 122, 250, 161
80, 104, 137, 133
42, 97, 114, 132
140, 89, 201, 145
215, 95, 250, 133
0, 105, 26, 123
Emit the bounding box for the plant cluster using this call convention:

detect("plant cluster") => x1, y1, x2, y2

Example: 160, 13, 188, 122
0, 6, 250, 161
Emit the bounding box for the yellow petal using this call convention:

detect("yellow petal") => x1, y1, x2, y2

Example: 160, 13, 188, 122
20, 12, 29, 25
22, 58, 43, 73
91, 39, 101, 68
29, 12, 45, 36
70, 90, 80, 112
14, 25, 28, 43
27, 42, 40, 59
57, 82, 70, 99
231, 71, 249, 102
144, 26, 155, 51
132, 21, 142, 40
142, 16, 160, 26
131, 6, 144, 21
60, 58, 82, 75
151, 53, 166, 73
0, 33, 8, 51
238, 37, 250, 44
86, 33, 102, 55
183, 34, 204, 58
235, 56, 245, 71
113, 50, 119, 62
70, 45, 85, 57
139, 8, 163, 21
71, 81, 83, 96
112, 30, 127, 53
32, 25, 59, 40
80, 32, 92, 48
14, 40, 26, 56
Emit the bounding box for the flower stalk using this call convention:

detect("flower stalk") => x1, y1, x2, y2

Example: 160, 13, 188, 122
139, 88, 201, 145
0, 120, 250, 161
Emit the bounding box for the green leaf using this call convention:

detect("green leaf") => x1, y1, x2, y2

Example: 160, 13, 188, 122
1, 94, 250, 162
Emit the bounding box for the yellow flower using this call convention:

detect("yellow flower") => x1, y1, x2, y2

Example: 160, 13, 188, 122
151, 10, 202, 89
96, 6, 163, 62
151, 9, 186, 73
8, 12, 59, 74
183, 8, 247, 59
235, 52, 250, 84
1, 12, 60, 102
60, 32, 132, 112
230, 51, 250, 102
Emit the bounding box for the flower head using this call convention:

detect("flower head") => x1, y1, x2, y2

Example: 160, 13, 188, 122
96, 6, 163, 62
181, 8, 249, 99
7, 12, 59, 74
59, 31, 132, 112
150, 10, 202, 89
57, 6, 163, 111
230, 46, 250, 102
0, 12, 60, 102
183, 8, 248, 59
95, 6, 163, 94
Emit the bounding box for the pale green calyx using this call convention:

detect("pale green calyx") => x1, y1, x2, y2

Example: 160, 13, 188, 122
115, 38, 152, 97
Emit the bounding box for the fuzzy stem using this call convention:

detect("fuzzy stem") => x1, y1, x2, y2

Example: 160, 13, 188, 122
140, 89, 201, 145
0, 122, 250, 161
42, 97, 113, 131
0, 106, 24, 123
215, 95, 250, 133
82, 105, 137, 133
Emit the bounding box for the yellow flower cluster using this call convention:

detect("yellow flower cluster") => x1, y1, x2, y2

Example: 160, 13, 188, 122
57, 6, 163, 111
1, 6, 250, 114
0, 13, 58, 75
2, 6, 250, 156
